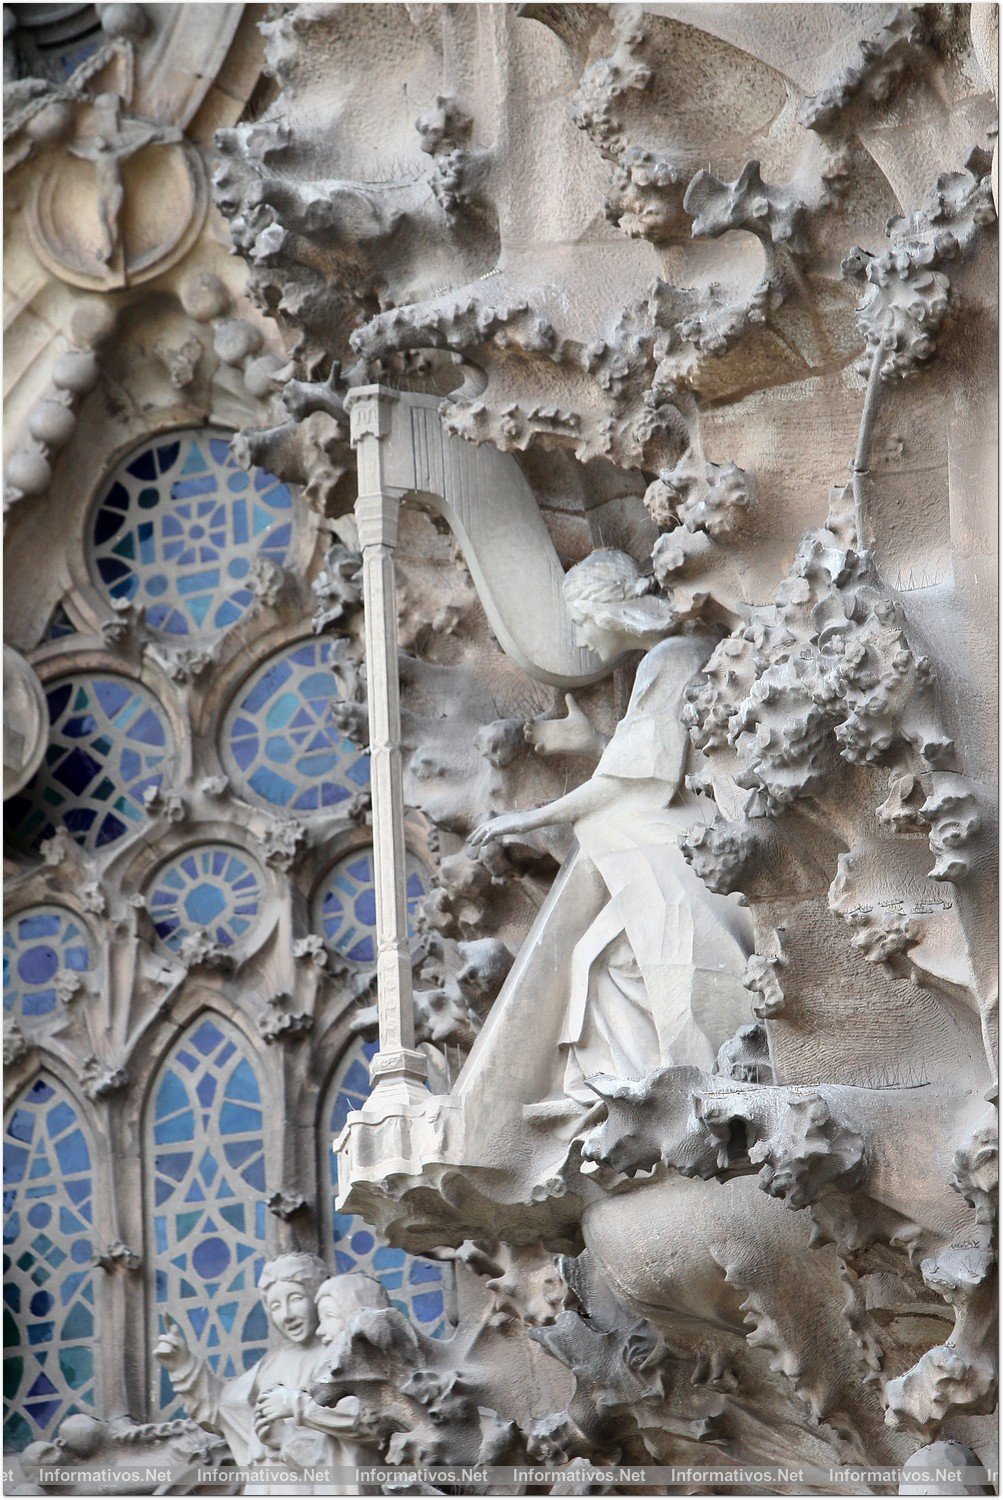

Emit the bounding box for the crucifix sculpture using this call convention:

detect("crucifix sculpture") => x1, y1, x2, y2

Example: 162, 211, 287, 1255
68, 93, 182, 277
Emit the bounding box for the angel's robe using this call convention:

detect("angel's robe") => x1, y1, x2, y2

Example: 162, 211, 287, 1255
449, 633, 754, 1205
561, 634, 752, 1098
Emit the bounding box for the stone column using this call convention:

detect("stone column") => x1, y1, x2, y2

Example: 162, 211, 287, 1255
345, 387, 427, 1109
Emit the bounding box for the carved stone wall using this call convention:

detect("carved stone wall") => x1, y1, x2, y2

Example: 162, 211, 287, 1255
3, 2, 998, 1495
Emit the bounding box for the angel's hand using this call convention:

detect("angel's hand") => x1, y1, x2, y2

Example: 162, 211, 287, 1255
255, 1386, 297, 1424
525, 694, 603, 758
468, 809, 534, 849
153, 1314, 191, 1372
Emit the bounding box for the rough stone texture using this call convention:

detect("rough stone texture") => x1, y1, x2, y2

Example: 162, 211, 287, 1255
3, 1, 998, 1494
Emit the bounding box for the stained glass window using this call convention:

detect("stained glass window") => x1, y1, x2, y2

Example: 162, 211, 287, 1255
43, 604, 77, 642
317, 848, 428, 965
146, 847, 265, 956
3, 908, 92, 1022
3, 1076, 97, 1451
222, 639, 370, 812
326, 1040, 447, 1336
7, 674, 175, 854
89, 430, 294, 638
148, 1016, 269, 1417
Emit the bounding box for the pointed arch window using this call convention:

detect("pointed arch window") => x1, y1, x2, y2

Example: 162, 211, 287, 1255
324, 1039, 448, 1335
147, 1015, 269, 1417
3, 1076, 97, 1451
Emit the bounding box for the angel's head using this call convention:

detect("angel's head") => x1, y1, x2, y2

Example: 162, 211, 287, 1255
257, 1253, 328, 1344
563, 549, 676, 663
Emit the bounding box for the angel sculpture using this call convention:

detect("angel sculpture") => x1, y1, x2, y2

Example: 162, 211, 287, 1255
469, 548, 753, 1108
154, 1252, 334, 1492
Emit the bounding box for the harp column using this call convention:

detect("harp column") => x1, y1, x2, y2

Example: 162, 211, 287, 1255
346, 386, 427, 1108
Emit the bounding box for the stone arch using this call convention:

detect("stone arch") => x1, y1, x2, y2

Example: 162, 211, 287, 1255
142, 1010, 271, 1417
3, 1072, 100, 1451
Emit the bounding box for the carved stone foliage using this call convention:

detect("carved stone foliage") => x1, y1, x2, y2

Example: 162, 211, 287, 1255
4, 1, 999, 1493
230, 3, 998, 1488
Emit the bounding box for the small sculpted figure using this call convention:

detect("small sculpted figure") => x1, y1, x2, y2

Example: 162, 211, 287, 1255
18, 1411, 227, 1494
251, 1273, 391, 1493
154, 1251, 331, 1493
68, 94, 183, 268
470, 550, 752, 1102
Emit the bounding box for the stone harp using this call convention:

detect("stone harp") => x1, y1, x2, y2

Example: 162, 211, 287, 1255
344, 385, 604, 1127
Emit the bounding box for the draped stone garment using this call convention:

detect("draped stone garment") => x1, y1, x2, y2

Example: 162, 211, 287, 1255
169, 1338, 348, 1494
452, 633, 754, 1201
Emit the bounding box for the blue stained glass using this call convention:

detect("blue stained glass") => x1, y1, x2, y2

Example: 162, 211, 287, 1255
146, 846, 265, 956
318, 848, 428, 966
8, 675, 175, 855
3, 1077, 96, 1450
89, 429, 296, 638
326, 1040, 448, 1337
43, 604, 78, 642
4, 909, 92, 1023
149, 1017, 268, 1419
223, 639, 370, 813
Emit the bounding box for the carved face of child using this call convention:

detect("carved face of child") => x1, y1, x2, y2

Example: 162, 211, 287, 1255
315, 1291, 351, 1346
263, 1278, 319, 1344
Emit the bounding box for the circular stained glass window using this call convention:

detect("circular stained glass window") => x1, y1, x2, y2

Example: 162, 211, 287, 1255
222, 638, 370, 812
88, 429, 294, 637
7, 675, 175, 854
146, 846, 265, 954
317, 848, 428, 965
3, 908, 92, 1020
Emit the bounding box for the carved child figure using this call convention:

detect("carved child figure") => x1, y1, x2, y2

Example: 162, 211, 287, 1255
251, 1272, 392, 1492
154, 1251, 331, 1492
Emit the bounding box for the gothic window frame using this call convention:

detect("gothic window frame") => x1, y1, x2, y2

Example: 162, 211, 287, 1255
7, 667, 183, 860
8, 644, 192, 859
140, 1005, 276, 1420
2, 1065, 104, 1452
116, 827, 278, 970
217, 632, 371, 817
3, 899, 99, 1036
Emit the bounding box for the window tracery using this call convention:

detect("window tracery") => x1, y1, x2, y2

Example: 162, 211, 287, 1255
3, 908, 92, 1022
147, 1015, 269, 1418
146, 846, 266, 956
42, 605, 77, 643
317, 848, 428, 966
7, 674, 176, 854
3, 1076, 97, 1452
221, 637, 369, 812
88, 430, 293, 638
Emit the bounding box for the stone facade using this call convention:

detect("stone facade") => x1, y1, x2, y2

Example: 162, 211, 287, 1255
2, 2, 998, 1494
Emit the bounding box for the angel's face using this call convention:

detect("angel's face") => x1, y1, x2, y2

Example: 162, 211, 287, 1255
568, 598, 631, 663
264, 1280, 318, 1344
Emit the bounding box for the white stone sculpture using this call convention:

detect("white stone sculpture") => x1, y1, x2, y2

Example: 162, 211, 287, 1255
469, 550, 753, 1100
4, 1, 998, 1490
251, 1274, 389, 1494
154, 1252, 333, 1489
